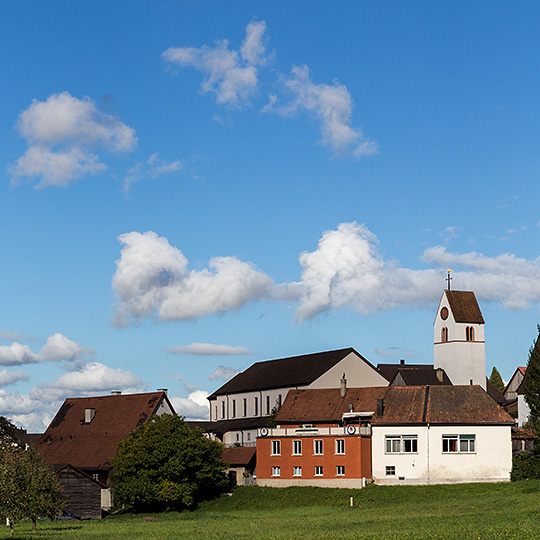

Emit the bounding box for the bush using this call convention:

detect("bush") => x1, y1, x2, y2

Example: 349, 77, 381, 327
511, 453, 540, 481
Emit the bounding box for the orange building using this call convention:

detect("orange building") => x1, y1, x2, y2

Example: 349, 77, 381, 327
256, 383, 388, 488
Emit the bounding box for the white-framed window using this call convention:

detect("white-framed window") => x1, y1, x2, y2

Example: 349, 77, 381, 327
243, 398, 247, 417
336, 465, 345, 476
271, 440, 281, 455
335, 439, 345, 455
443, 435, 475, 453
266, 395, 270, 415
272, 466, 280, 477
232, 399, 236, 418
385, 435, 418, 454
314, 439, 323, 455
221, 401, 225, 419
292, 440, 302, 455
254, 397, 258, 416
386, 465, 396, 476
314, 466, 323, 476
293, 466, 302, 477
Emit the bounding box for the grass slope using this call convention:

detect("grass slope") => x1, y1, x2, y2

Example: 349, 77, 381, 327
3, 481, 540, 539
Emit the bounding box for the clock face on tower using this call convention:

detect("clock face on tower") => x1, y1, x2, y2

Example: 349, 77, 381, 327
440, 307, 449, 320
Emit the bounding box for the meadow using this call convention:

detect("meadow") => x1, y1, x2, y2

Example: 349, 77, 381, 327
3, 481, 540, 539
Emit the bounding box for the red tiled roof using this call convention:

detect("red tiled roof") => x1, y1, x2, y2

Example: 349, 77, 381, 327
35, 392, 172, 470
222, 446, 256, 466
372, 385, 513, 425
275, 387, 389, 423
445, 290, 484, 324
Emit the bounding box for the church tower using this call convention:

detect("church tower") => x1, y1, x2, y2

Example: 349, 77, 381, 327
434, 281, 486, 389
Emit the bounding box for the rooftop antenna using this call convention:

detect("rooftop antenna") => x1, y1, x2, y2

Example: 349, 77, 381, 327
446, 269, 452, 291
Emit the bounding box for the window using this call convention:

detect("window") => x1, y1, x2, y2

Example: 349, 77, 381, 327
254, 397, 258, 416
292, 440, 302, 455
293, 466, 302, 477
466, 326, 475, 341
271, 440, 281, 455
93, 473, 100, 481
443, 435, 475, 453
247, 433, 251, 441
221, 401, 225, 419
335, 439, 345, 455
243, 398, 247, 417
336, 465, 345, 476
232, 399, 236, 418
441, 327, 448, 342
314, 439, 323, 455
278, 394, 282, 406
266, 395, 270, 415
385, 435, 418, 453
272, 466, 280, 477
315, 466, 323, 476
386, 466, 396, 476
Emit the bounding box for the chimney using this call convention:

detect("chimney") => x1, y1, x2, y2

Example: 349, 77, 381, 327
377, 398, 384, 417
340, 374, 347, 398
400, 359, 405, 365
111, 391, 121, 395
158, 388, 168, 395
436, 368, 444, 383
84, 408, 96, 424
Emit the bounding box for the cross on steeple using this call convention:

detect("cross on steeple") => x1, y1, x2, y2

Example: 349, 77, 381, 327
446, 269, 452, 290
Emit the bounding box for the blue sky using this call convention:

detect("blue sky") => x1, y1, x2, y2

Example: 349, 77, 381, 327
2, 1, 540, 431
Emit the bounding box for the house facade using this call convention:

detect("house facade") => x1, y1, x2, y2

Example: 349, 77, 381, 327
371, 385, 513, 484
257, 385, 513, 487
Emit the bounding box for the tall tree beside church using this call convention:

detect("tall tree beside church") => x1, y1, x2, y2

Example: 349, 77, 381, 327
489, 367, 505, 394
523, 326, 540, 435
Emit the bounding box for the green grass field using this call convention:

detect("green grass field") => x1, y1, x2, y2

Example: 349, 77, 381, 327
3, 481, 540, 539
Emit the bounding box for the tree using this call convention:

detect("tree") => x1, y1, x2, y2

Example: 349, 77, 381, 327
489, 366, 505, 394
0, 446, 63, 535
112, 414, 227, 511
523, 326, 540, 436
0, 416, 17, 448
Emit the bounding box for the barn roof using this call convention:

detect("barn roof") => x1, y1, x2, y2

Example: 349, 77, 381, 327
35, 391, 173, 470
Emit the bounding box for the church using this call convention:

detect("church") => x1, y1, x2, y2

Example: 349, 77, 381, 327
207, 286, 514, 486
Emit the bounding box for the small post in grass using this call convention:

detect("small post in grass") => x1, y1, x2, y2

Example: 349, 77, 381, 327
350, 496, 354, 507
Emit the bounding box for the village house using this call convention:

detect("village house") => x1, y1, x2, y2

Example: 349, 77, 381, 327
35, 390, 174, 518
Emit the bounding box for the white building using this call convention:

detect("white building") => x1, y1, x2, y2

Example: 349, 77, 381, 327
434, 290, 486, 389
371, 385, 513, 484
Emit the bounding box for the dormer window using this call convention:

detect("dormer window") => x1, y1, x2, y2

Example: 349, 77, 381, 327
84, 408, 96, 424
466, 326, 475, 341
441, 327, 448, 343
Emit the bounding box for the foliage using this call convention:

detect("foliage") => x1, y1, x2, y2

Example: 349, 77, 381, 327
489, 366, 505, 394
0, 417, 17, 448
510, 453, 540, 481
266, 402, 281, 428
0, 446, 63, 535
523, 325, 540, 435
112, 414, 227, 511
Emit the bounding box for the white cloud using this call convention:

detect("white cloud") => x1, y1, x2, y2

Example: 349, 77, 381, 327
170, 390, 209, 420
264, 65, 377, 158
123, 153, 183, 195
112, 231, 273, 325
0, 370, 29, 387
0, 331, 38, 342
166, 343, 252, 356
162, 20, 269, 107
29, 361, 146, 402
9, 92, 137, 188
208, 365, 242, 381
0, 389, 53, 432
295, 222, 540, 319
0, 333, 93, 367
